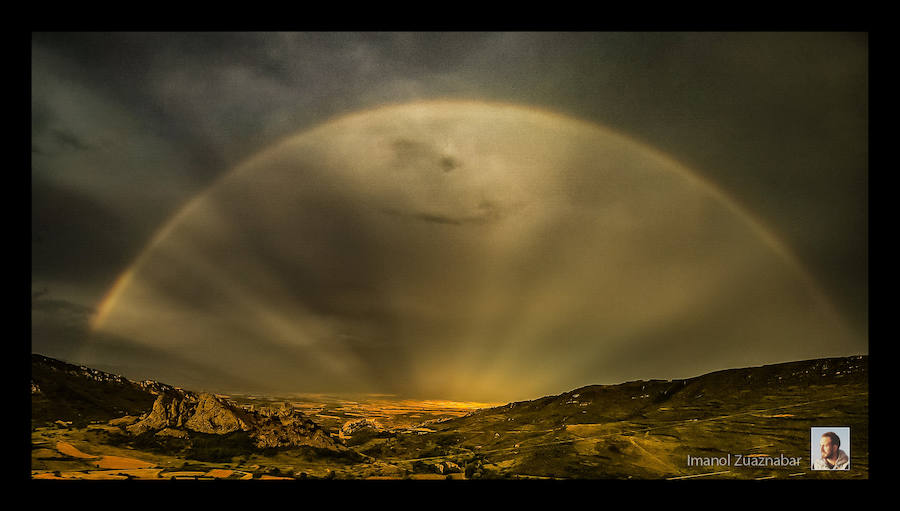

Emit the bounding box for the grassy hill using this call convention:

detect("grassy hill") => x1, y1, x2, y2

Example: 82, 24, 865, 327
376, 355, 868, 479
31, 354, 159, 427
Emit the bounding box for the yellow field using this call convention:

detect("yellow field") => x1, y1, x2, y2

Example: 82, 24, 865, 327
205, 469, 233, 478
160, 471, 208, 479
31, 472, 66, 479
32, 469, 165, 480
56, 441, 98, 459
93, 455, 156, 469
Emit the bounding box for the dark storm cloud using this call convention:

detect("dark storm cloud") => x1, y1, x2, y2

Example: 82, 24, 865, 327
31, 317, 261, 393
31, 32, 867, 399
31, 32, 493, 176
51, 128, 93, 152
468, 32, 869, 334
30, 290, 261, 393
31, 176, 136, 287
585, 34, 863, 334
31, 298, 94, 318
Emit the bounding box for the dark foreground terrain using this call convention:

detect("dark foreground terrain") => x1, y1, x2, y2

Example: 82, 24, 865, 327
31, 354, 867, 479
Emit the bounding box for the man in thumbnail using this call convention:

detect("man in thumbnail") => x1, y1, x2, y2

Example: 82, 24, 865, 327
812, 431, 849, 470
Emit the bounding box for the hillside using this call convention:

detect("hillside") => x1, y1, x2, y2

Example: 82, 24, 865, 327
31, 353, 868, 479
30, 354, 177, 427
31, 354, 344, 453
408, 355, 868, 478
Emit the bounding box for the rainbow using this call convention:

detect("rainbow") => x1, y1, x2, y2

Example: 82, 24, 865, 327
90, 99, 849, 335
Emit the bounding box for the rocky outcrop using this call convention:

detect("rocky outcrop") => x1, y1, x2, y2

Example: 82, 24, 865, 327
118, 392, 340, 451
257, 402, 294, 417
339, 418, 384, 439
126, 393, 195, 435
125, 392, 253, 436
253, 413, 338, 449
184, 393, 254, 434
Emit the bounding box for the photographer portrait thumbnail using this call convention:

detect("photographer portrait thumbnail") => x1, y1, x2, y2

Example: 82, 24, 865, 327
811, 428, 850, 470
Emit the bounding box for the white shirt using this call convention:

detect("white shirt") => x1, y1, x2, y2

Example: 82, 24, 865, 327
812, 449, 849, 470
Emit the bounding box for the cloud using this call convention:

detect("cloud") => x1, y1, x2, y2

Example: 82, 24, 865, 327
391, 138, 462, 173
380, 200, 501, 226
50, 128, 93, 152
31, 34, 867, 400
32, 297, 94, 317
31, 176, 134, 286
30, 290, 261, 392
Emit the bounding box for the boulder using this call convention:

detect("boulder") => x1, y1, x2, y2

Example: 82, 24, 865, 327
339, 418, 384, 439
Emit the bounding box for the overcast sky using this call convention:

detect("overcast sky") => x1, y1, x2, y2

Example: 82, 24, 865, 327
31, 32, 867, 401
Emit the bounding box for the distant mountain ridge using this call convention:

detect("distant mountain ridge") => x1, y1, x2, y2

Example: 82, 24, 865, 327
33, 353, 868, 428
465, 355, 868, 421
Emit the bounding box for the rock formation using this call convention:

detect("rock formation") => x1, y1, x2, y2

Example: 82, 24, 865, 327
184, 393, 254, 434
253, 413, 337, 449
339, 418, 384, 439
119, 391, 341, 451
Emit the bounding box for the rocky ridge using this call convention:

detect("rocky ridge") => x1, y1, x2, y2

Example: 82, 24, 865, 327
33, 354, 342, 452
31, 354, 162, 425
122, 390, 341, 450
